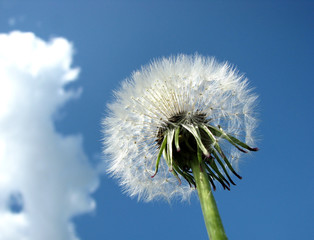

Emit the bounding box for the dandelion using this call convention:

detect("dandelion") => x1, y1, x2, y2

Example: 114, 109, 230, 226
103, 54, 258, 239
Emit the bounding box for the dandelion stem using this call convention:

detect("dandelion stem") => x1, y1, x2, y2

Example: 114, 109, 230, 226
191, 154, 228, 240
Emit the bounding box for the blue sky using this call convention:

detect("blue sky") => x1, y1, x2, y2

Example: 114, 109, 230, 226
0, 1, 313, 239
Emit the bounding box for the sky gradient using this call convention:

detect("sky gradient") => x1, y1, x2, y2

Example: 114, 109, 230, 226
0, 1, 313, 240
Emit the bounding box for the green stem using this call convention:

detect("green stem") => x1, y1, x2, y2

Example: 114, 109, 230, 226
191, 158, 228, 240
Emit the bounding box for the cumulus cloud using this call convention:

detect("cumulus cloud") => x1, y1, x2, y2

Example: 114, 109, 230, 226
0, 31, 98, 240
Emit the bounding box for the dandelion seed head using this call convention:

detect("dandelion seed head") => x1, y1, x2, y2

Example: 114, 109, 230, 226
103, 54, 258, 202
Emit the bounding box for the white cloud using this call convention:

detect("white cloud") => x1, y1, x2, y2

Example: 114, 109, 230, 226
0, 31, 98, 240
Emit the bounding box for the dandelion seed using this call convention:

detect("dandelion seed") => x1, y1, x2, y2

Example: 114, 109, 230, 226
103, 54, 257, 201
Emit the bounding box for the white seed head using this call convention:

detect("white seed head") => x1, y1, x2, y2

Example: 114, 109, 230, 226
103, 54, 258, 202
